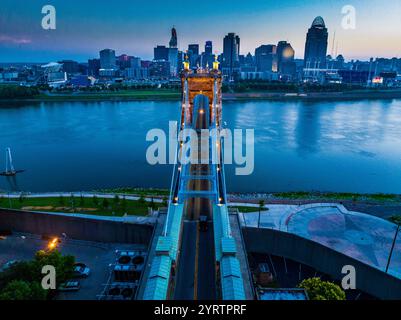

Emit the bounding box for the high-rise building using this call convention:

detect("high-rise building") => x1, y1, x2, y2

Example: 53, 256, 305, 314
205, 41, 213, 55
277, 41, 296, 79
188, 44, 199, 67
168, 47, 179, 76
88, 59, 100, 77
255, 45, 277, 72
99, 49, 116, 70
59, 60, 79, 74
169, 27, 178, 48
304, 16, 328, 68
117, 54, 131, 69
202, 41, 214, 68
223, 33, 240, 79
154, 45, 169, 61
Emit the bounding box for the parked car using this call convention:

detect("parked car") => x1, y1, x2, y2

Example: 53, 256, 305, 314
0, 260, 18, 272
73, 263, 90, 278
58, 281, 80, 292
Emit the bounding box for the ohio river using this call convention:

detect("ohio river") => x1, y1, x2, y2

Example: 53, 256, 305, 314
1, 99, 401, 194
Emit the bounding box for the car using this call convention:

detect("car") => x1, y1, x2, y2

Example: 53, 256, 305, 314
58, 281, 80, 292
199, 215, 208, 232
73, 263, 90, 278
0, 260, 18, 273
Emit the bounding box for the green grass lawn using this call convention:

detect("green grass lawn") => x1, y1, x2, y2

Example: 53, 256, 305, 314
230, 206, 261, 213
0, 196, 164, 217
94, 187, 170, 197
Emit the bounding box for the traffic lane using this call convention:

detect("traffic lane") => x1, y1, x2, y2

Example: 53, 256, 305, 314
174, 221, 197, 300
197, 222, 216, 300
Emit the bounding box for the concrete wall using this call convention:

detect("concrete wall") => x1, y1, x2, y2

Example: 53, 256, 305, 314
243, 227, 401, 300
0, 209, 153, 245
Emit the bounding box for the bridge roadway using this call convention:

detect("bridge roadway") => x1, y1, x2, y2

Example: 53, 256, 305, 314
173, 95, 217, 300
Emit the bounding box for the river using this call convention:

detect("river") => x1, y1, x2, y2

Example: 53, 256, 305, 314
1, 99, 401, 194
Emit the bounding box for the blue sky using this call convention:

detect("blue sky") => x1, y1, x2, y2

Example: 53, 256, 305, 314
0, 0, 400, 62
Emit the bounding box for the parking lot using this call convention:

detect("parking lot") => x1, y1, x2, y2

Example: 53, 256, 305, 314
0, 232, 146, 300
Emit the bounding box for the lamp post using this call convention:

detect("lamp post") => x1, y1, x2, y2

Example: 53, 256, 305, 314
386, 223, 400, 273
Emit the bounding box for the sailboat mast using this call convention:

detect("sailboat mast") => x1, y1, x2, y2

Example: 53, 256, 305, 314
6, 148, 15, 173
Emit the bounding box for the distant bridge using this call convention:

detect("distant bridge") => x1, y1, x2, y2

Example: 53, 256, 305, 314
142, 58, 247, 300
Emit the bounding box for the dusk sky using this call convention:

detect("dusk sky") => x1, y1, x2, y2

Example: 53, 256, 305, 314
0, 0, 400, 62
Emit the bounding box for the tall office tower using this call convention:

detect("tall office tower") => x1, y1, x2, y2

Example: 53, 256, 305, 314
188, 44, 199, 56
223, 33, 240, 79
304, 16, 328, 68
169, 27, 178, 48
205, 41, 213, 55
254, 45, 277, 72
154, 45, 169, 61
276, 41, 296, 79
202, 41, 214, 68
117, 54, 131, 69
188, 44, 200, 67
99, 49, 116, 69
168, 47, 179, 76
88, 58, 100, 77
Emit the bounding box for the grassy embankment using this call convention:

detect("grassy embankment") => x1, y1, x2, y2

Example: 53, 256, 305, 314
34, 89, 181, 101
0, 195, 163, 216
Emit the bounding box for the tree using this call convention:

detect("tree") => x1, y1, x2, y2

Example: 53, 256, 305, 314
258, 200, 266, 228
121, 196, 127, 212
102, 198, 110, 209
0, 280, 46, 300
34, 250, 75, 285
113, 195, 120, 207
389, 215, 401, 225
93, 195, 99, 206
79, 195, 85, 207
298, 277, 346, 300
59, 195, 65, 205
150, 197, 156, 210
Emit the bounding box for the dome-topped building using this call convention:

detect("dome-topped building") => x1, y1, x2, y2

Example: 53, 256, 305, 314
311, 16, 326, 28
304, 16, 329, 68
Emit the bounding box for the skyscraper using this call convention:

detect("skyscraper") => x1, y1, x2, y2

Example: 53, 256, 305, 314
202, 41, 214, 68
277, 41, 296, 79
223, 33, 240, 79
154, 45, 169, 61
188, 44, 200, 67
255, 45, 277, 72
304, 16, 328, 68
169, 27, 178, 48
205, 41, 213, 55
99, 49, 116, 70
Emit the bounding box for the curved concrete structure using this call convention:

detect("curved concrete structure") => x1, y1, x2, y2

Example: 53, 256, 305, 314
241, 203, 401, 299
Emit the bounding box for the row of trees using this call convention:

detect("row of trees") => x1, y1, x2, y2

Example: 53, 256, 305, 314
0, 250, 75, 300
0, 85, 39, 99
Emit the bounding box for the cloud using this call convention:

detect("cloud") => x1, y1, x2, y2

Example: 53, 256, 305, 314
0, 35, 32, 44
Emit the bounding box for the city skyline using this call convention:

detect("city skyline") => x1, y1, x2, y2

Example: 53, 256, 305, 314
1, 0, 401, 62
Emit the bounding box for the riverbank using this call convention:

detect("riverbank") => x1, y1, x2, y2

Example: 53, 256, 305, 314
2, 190, 401, 220
1, 88, 401, 103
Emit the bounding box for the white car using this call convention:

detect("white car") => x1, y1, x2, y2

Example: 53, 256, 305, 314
73, 263, 91, 278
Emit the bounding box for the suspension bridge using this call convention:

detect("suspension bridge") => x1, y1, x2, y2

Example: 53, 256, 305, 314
140, 57, 251, 300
